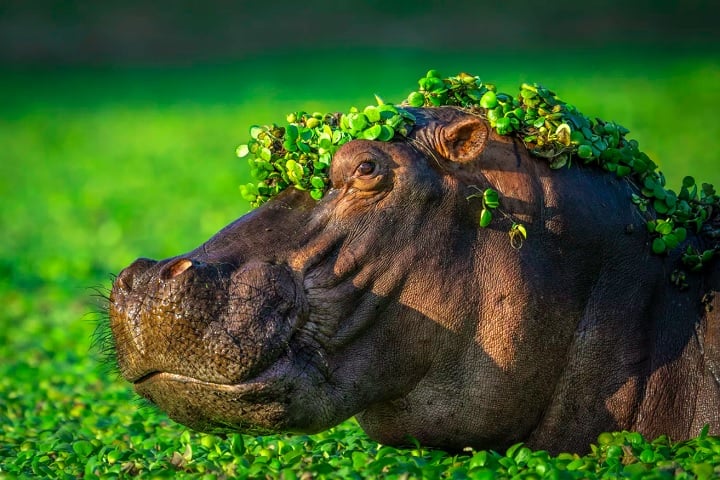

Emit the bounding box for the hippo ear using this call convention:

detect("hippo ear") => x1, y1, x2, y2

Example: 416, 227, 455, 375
440, 116, 489, 163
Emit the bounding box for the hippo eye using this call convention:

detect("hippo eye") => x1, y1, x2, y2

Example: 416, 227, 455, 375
355, 160, 377, 177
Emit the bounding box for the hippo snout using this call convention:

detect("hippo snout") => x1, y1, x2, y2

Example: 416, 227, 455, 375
109, 256, 308, 425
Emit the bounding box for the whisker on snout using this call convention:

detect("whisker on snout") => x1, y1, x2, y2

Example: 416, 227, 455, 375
88, 281, 122, 378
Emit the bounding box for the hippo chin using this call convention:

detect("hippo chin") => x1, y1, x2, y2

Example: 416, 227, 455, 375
109, 106, 720, 453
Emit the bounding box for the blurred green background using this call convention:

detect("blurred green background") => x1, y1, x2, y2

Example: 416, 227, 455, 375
1, 0, 719, 475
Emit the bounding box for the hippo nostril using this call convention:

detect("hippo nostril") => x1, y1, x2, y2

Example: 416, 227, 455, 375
116, 257, 157, 292
161, 258, 194, 280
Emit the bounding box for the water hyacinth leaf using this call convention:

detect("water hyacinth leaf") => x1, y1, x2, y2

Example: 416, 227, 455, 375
260, 147, 272, 162
655, 221, 674, 235
407, 91, 425, 107
249, 125, 263, 139
299, 127, 313, 141
480, 91, 498, 109
362, 124, 382, 140
283, 139, 297, 152
483, 188, 499, 208
653, 184, 667, 200
332, 129, 345, 144
318, 134, 333, 151
285, 124, 299, 140
616, 165, 631, 177
428, 95, 443, 106
348, 113, 369, 132
495, 117, 512, 135
72, 440, 94, 458
377, 125, 394, 141
549, 155, 568, 169
285, 160, 304, 184
364, 105, 381, 123
310, 176, 325, 190
479, 208, 493, 227
701, 249, 716, 263
654, 199, 669, 214
465, 88, 482, 101
652, 238, 667, 254
663, 233, 680, 250
577, 145, 593, 159
236, 144, 249, 158
240, 183, 259, 202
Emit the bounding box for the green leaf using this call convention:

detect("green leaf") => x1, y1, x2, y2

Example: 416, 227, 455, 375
654, 199, 669, 214
407, 91, 425, 107
655, 221, 674, 235
479, 208, 493, 228
362, 124, 382, 140
495, 117, 512, 135
285, 159, 304, 184
363, 105, 381, 123
285, 123, 299, 140
310, 176, 325, 189
483, 188, 499, 208
426, 69, 442, 79
236, 144, 249, 158
260, 147, 272, 162
511, 223, 527, 239
653, 184, 667, 200
675, 227, 687, 242
249, 125, 263, 139
701, 249, 715, 263
577, 145, 593, 159
377, 125, 394, 142
663, 233, 679, 250
240, 183, 259, 202
652, 237, 667, 254
348, 113, 369, 132
479, 91, 498, 109
72, 440, 94, 458
616, 165, 631, 177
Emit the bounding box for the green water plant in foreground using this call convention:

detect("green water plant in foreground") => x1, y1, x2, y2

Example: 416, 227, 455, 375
238, 70, 719, 268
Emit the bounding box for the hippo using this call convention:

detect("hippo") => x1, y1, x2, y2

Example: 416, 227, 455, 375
109, 106, 720, 454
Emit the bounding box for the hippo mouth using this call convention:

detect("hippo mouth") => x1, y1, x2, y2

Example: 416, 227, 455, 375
109, 257, 309, 433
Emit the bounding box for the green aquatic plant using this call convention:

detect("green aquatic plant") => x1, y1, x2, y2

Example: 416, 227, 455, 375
237, 70, 719, 267
237, 105, 414, 206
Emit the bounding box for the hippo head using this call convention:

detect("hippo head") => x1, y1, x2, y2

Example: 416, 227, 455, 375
109, 106, 720, 451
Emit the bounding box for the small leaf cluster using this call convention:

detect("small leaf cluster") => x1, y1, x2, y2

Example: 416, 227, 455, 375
467, 187, 500, 228
406, 70, 490, 108
638, 175, 718, 260
237, 105, 414, 207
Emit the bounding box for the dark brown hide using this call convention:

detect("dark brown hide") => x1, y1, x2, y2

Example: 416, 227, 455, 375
109, 107, 720, 453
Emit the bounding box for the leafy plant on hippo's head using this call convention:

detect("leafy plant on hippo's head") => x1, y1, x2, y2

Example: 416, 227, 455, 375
237, 105, 414, 207
237, 70, 719, 268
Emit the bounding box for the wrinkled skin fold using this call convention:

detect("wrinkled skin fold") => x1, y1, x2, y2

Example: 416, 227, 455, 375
109, 107, 720, 453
